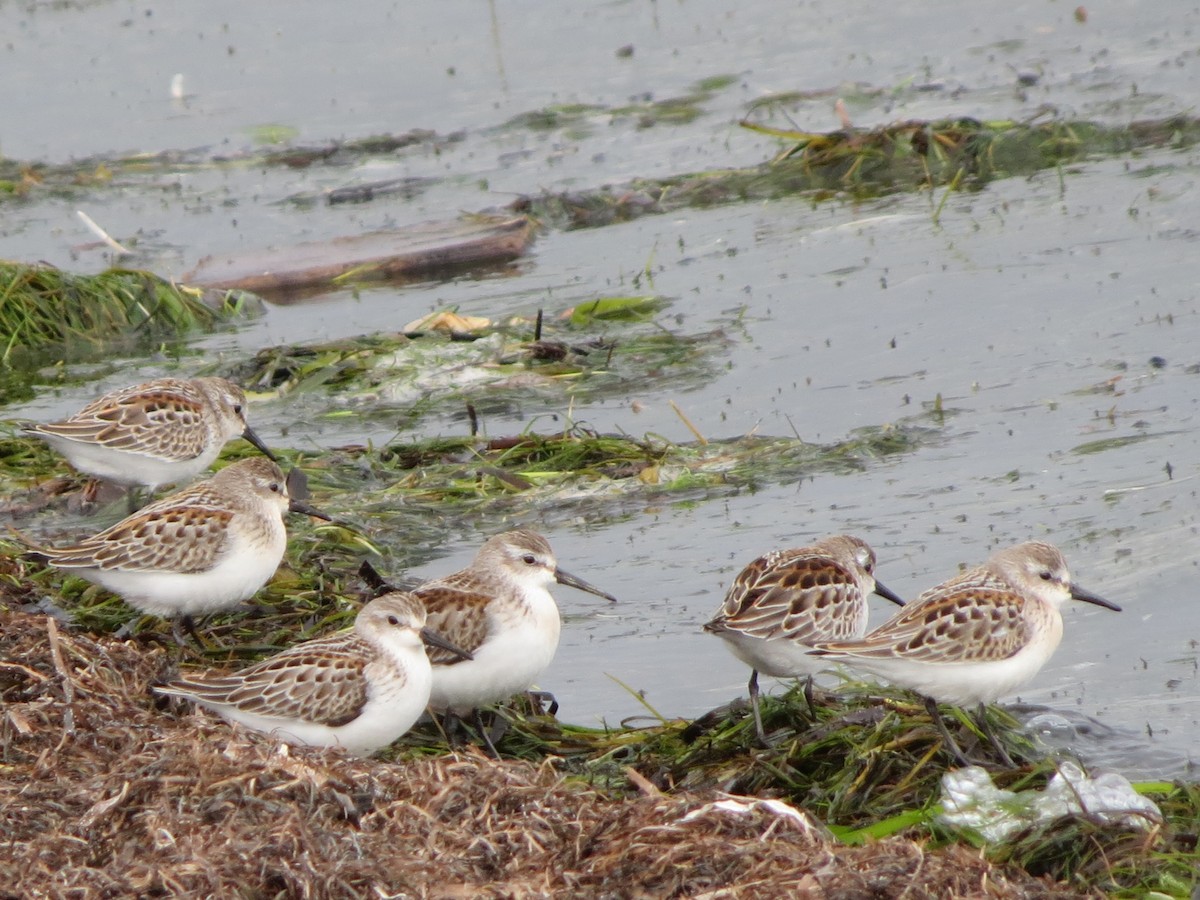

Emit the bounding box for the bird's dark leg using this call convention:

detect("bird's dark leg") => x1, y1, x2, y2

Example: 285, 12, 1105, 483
439, 709, 467, 748
113, 617, 141, 640
171, 615, 195, 648
473, 708, 501, 759
172, 614, 218, 652
974, 703, 1017, 768
802, 674, 817, 719
748, 669, 770, 747
925, 696, 971, 767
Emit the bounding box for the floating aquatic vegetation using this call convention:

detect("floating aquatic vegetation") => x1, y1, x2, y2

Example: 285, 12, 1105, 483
525, 113, 1200, 228
0, 262, 259, 361
235, 301, 730, 425
286, 418, 945, 541
566, 295, 665, 326
5, 110, 1200, 236
0, 414, 944, 647
0, 129, 459, 204
1070, 434, 1165, 456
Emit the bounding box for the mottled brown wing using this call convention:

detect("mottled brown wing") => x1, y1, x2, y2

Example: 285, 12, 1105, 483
711, 549, 864, 644
412, 580, 492, 666
164, 631, 371, 727
44, 484, 233, 573
36, 380, 209, 461
822, 570, 1030, 663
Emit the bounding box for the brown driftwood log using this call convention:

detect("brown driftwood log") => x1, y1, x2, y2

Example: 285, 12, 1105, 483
185, 215, 535, 299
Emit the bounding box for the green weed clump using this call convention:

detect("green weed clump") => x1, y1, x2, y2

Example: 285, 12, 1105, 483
0, 262, 258, 361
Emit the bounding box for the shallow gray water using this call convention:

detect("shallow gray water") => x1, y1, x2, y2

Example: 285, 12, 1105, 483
3, 0, 1200, 779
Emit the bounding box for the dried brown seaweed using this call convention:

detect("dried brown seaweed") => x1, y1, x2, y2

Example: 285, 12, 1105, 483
0, 603, 1095, 899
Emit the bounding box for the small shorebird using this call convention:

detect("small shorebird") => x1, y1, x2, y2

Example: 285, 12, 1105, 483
369, 529, 617, 756
20, 457, 329, 634
703, 535, 905, 745
809, 541, 1121, 766
23, 376, 275, 492
154, 591, 470, 755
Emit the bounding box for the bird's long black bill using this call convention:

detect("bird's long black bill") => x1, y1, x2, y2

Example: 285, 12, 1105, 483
288, 498, 333, 522
241, 425, 278, 462
1070, 583, 1122, 612
873, 578, 906, 606
554, 567, 618, 602
421, 626, 474, 662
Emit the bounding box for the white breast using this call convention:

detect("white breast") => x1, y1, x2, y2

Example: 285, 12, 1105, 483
427, 585, 562, 714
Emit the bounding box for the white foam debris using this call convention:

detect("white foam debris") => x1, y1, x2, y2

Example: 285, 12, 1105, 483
938, 762, 1162, 843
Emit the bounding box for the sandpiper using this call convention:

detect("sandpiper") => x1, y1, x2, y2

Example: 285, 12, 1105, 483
21, 457, 329, 632
809, 541, 1121, 766
153, 591, 470, 755
703, 534, 905, 745
23, 376, 275, 492
377, 529, 617, 755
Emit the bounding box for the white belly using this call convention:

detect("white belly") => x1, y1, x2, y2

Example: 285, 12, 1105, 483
83, 534, 285, 618
838, 614, 1065, 707
40, 434, 217, 489
719, 630, 837, 679
211, 654, 433, 757
428, 605, 561, 714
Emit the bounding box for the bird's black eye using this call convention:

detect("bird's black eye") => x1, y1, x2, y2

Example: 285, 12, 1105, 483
1039, 571, 1053, 581
268, 482, 281, 494
522, 553, 537, 565
233, 404, 244, 415
387, 615, 400, 626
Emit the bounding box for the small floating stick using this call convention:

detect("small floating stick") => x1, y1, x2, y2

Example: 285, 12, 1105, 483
669, 400, 707, 445
76, 210, 133, 256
